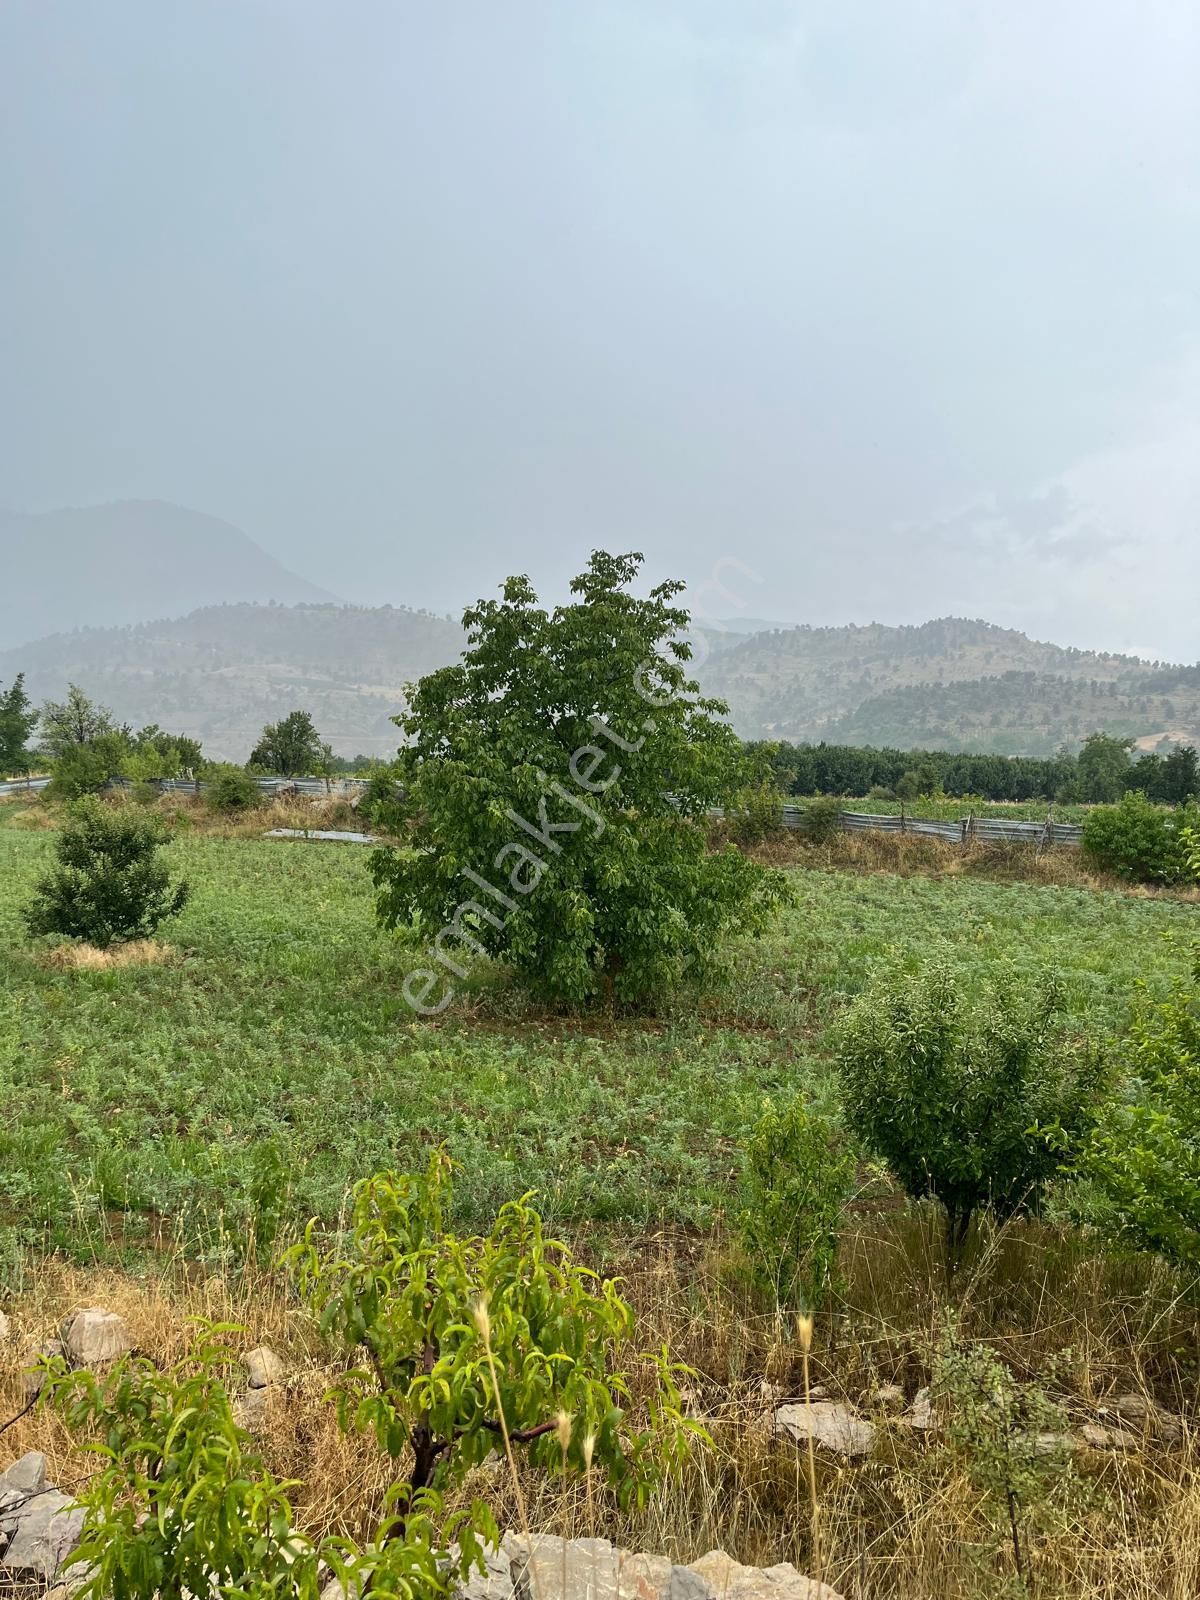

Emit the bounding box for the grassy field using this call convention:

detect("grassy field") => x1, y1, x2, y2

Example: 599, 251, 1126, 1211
5, 799, 1200, 1598
1, 803, 1196, 1276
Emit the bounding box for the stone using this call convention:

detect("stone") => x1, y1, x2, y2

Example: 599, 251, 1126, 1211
234, 1385, 270, 1431
1079, 1423, 1139, 1451
0, 1488, 86, 1580
1109, 1393, 1182, 1441
1032, 1432, 1072, 1456
458, 1541, 518, 1600
21, 1339, 64, 1400
63, 1307, 132, 1368
899, 1387, 935, 1432
689, 1550, 844, 1600
44, 1561, 98, 1599
0, 1309, 9, 1341
0, 1451, 49, 1496
244, 1344, 285, 1389
775, 1401, 875, 1459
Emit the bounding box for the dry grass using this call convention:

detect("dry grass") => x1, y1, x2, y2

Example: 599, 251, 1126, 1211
41, 939, 177, 972
3, 1210, 1198, 1599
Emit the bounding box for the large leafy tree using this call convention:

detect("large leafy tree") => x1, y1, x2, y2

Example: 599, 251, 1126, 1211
37, 683, 120, 759
248, 709, 325, 776
0, 673, 38, 774
372, 550, 788, 1007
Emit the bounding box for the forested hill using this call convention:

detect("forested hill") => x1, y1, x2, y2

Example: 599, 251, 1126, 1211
701, 618, 1198, 755
0, 603, 465, 762
3, 606, 1195, 761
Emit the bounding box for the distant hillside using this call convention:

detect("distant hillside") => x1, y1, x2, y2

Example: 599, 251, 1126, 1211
0, 603, 464, 761
701, 618, 1198, 755
3, 605, 1195, 762
0, 501, 336, 648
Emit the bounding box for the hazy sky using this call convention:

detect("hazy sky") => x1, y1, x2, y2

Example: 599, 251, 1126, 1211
2, 1, 1198, 660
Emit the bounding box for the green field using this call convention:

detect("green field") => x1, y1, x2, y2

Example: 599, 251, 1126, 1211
1, 815, 1196, 1271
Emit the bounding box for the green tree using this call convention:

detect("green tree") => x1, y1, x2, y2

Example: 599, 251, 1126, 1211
38, 683, 120, 759
836, 961, 1106, 1269
372, 551, 788, 1007
1076, 731, 1135, 803
248, 710, 325, 776
286, 1153, 699, 1539
24, 798, 190, 947
0, 673, 38, 775
736, 1095, 855, 1314
1086, 952, 1200, 1266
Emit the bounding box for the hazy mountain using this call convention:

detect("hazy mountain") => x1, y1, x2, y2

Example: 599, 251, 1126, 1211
3, 605, 1195, 762
0, 500, 336, 648
1, 602, 464, 761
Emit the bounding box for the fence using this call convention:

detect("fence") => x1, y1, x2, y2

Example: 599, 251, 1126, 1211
0, 773, 1085, 848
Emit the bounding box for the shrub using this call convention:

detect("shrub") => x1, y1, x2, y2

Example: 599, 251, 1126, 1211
836, 961, 1106, 1267
24, 797, 191, 947
285, 1152, 699, 1516
736, 1094, 855, 1314
1081, 791, 1193, 884
206, 763, 262, 813
724, 780, 788, 846
360, 765, 406, 832
1086, 952, 1200, 1266
802, 795, 844, 844
43, 1329, 461, 1598
46, 730, 130, 800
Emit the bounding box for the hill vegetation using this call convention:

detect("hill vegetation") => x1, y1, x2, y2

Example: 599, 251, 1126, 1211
703, 617, 1199, 753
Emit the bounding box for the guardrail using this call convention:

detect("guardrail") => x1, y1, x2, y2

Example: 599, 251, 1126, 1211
1, 773, 1085, 849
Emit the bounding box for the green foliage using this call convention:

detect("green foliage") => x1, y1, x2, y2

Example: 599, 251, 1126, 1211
723, 779, 789, 846
0, 673, 38, 775
736, 1095, 855, 1313
1184, 826, 1200, 884
1075, 731, 1136, 804
1086, 952, 1200, 1266
372, 552, 789, 1006
206, 762, 262, 813
286, 1153, 699, 1514
836, 962, 1106, 1266
361, 765, 407, 832
802, 795, 843, 843
124, 724, 204, 781
249, 710, 325, 777
23, 798, 190, 947
42, 1327, 463, 1600
38, 683, 121, 760
45, 732, 130, 799
0, 825, 1194, 1266
1081, 792, 1195, 884
931, 1317, 1075, 1592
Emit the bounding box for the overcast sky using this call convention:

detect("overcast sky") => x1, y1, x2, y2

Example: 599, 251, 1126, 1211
2, 1, 1197, 660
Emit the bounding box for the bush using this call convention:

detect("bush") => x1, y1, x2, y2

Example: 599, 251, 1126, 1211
1081, 792, 1194, 884
724, 780, 788, 846
205, 763, 261, 813
802, 795, 844, 844
1086, 952, 1200, 1266
736, 1094, 855, 1314
46, 730, 130, 800
360, 765, 406, 832
836, 961, 1106, 1267
24, 798, 191, 947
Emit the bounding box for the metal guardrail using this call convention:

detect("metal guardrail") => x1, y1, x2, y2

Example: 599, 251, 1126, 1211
1, 773, 1086, 849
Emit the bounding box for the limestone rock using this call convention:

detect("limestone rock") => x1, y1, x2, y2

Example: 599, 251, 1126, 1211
244, 1344, 285, 1389
234, 1385, 270, 1432
0, 1451, 49, 1496
1109, 1394, 1183, 1441
0, 1309, 10, 1342
775, 1400, 875, 1459
689, 1550, 844, 1600
1080, 1422, 1139, 1451
0, 1488, 86, 1580
44, 1561, 98, 1599
63, 1307, 132, 1368
899, 1387, 935, 1432
21, 1338, 64, 1400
